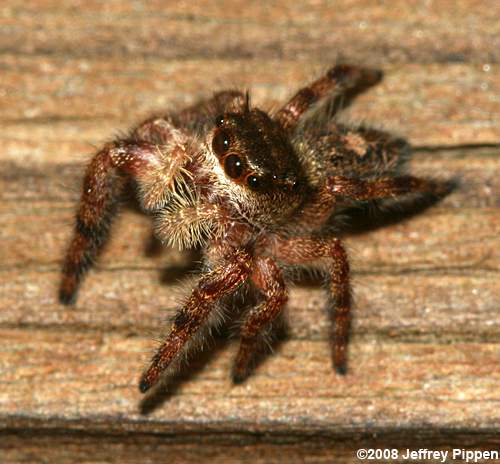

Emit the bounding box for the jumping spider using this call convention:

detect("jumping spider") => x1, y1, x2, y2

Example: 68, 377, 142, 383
60, 64, 451, 393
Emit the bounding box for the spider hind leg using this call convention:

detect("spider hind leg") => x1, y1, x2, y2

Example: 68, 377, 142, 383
275, 64, 383, 132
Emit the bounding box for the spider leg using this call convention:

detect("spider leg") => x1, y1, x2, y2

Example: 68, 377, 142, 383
273, 236, 351, 374
132, 116, 180, 144
139, 248, 252, 393
297, 123, 411, 180
59, 133, 190, 305
325, 175, 451, 201
301, 174, 451, 227
275, 64, 382, 131
232, 256, 287, 383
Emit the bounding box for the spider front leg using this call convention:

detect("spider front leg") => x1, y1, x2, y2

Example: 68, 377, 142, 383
132, 116, 180, 144
232, 256, 287, 383
273, 237, 351, 374
59, 130, 190, 305
275, 64, 383, 131
139, 248, 253, 393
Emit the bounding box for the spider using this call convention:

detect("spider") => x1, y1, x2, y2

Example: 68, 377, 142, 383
59, 64, 451, 393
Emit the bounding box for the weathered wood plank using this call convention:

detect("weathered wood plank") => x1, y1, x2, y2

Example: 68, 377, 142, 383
1, 328, 498, 427
1, 0, 499, 461
1, 268, 498, 343
1, 146, 498, 346
2, 198, 499, 271
0, 143, 498, 455
1, 58, 498, 158
1, 0, 499, 64
2, 148, 499, 277
3, 147, 500, 206
0, 433, 391, 464
1, 432, 498, 464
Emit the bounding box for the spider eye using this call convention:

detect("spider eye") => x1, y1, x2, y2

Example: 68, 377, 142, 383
215, 115, 225, 127
246, 175, 260, 190
212, 129, 230, 156
224, 155, 244, 179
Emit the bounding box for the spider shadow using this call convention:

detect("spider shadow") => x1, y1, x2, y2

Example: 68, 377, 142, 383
146, 233, 203, 284
231, 316, 290, 386
139, 331, 230, 415
138, 292, 289, 415
335, 181, 457, 237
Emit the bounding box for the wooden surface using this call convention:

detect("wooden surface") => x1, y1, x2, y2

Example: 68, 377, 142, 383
1, 1, 499, 462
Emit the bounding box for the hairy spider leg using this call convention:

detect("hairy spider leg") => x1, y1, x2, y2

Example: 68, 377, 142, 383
324, 175, 451, 201
273, 237, 351, 373
300, 159, 453, 229
296, 126, 415, 227
139, 249, 253, 393
275, 64, 383, 131
59, 130, 188, 305
272, 173, 451, 372
299, 125, 412, 179
232, 256, 288, 383
132, 116, 180, 144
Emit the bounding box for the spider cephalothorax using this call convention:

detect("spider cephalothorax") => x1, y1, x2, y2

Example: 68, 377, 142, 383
206, 107, 307, 226
60, 64, 451, 393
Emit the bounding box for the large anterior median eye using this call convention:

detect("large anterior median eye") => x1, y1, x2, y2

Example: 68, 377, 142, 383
224, 155, 244, 179
212, 129, 230, 157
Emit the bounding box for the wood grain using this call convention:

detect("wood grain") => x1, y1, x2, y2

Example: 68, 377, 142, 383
1, 1, 499, 462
